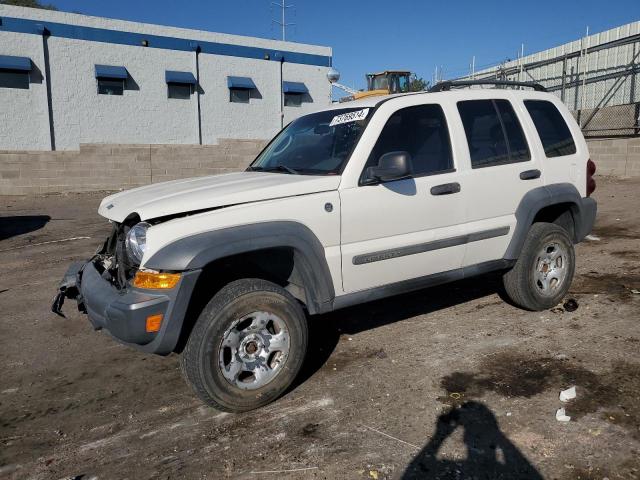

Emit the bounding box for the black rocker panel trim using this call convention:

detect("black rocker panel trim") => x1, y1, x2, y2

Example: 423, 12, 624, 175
352, 227, 510, 265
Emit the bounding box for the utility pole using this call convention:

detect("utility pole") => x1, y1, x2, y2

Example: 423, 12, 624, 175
580, 25, 590, 125
519, 43, 524, 83
271, 0, 295, 41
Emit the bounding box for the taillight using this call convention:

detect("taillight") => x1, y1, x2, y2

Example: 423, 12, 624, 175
586, 158, 596, 197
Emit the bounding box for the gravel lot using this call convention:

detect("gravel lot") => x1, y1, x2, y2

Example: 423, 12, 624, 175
1, 177, 639, 480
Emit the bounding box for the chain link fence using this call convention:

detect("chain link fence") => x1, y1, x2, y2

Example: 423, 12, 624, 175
456, 27, 640, 138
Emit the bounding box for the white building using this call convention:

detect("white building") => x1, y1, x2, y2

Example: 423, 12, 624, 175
0, 5, 332, 151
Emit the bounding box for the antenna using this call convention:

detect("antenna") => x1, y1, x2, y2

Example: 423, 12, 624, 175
271, 0, 295, 41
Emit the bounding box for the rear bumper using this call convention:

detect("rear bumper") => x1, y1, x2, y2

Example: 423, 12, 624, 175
54, 260, 200, 355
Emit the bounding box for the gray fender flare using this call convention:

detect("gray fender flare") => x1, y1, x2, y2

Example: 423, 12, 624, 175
145, 221, 335, 314
504, 183, 595, 260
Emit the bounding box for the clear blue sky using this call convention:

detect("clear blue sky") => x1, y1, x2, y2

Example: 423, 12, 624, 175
51, 0, 639, 90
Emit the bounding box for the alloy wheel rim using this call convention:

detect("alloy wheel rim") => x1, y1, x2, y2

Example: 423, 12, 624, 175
218, 311, 290, 390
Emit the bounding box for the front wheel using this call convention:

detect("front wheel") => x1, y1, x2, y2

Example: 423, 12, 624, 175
502, 222, 575, 311
181, 278, 308, 412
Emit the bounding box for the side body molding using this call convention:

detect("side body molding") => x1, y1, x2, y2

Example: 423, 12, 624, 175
504, 183, 596, 260
145, 221, 335, 314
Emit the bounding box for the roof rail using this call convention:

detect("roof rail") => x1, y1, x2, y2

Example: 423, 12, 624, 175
429, 79, 547, 92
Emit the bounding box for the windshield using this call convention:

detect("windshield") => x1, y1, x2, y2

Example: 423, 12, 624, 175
249, 107, 371, 175
369, 75, 389, 90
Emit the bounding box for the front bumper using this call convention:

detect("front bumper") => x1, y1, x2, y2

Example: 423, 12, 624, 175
52, 260, 200, 355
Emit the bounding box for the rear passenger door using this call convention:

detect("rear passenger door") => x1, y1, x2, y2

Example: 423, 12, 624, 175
457, 97, 543, 267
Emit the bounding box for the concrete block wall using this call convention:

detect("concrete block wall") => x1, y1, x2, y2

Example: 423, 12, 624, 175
2, 137, 637, 196
586, 137, 640, 177
0, 139, 265, 195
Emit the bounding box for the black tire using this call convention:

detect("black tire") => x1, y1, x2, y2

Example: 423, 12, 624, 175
180, 278, 308, 412
502, 222, 575, 311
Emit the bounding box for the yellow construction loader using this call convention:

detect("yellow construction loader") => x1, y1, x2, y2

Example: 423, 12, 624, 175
336, 70, 413, 102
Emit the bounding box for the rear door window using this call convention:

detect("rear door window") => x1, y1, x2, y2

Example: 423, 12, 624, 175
457, 99, 531, 168
524, 100, 577, 157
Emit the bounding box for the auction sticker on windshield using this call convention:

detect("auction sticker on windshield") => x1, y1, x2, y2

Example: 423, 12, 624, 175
329, 108, 370, 127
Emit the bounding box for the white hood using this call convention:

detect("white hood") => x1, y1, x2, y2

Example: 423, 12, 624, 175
98, 172, 341, 222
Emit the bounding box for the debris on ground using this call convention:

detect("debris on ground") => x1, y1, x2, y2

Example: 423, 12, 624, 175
585, 234, 601, 241
559, 386, 577, 402
563, 299, 579, 312
556, 408, 571, 422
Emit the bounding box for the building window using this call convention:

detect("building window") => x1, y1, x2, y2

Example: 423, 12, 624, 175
97, 79, 124, 96
0, 70, 30, 89
0, 55, 32, 90
284, 93, 302, 107
227, 76, 256, 104
230, 88, 250, 103
95, 65, 129, 96
165, 71, 197, 100
282, 81, 309, 107
168, 83, 192, 99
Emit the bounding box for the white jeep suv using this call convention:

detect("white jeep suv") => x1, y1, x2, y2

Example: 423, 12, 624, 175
53, 80, 597, 412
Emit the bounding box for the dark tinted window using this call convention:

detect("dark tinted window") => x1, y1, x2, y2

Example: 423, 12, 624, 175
0, 70, 29, 89
97, 79, 124, 95
458, 99, 530, 168
366, 104, 454, 176
284, 93, 302, 107
230, 88, 250, 103
495, 100, 530, 162
168, 83, 192, 100
524, 100, 577, 157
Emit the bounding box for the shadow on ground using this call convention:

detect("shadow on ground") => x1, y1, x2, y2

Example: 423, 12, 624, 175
402, 401, 543, 479
294, 271, 507, 390
0, 215, 51, 241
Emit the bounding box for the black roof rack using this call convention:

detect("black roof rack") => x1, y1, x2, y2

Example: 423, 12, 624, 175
429, 79, 547, 92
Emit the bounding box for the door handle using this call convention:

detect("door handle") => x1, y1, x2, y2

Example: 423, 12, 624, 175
430, 182, 461, 196
520, 169, 541, 180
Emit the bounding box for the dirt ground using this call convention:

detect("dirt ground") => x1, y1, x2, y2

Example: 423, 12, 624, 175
1, 177, 639, 480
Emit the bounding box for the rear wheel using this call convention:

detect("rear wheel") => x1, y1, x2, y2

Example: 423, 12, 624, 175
502, 222, 575, 311
181, 278, 308, 412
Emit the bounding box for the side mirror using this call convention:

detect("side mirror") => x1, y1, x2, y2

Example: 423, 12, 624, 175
364, 151, 412, 184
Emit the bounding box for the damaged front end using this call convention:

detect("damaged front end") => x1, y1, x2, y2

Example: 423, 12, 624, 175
51, 221, 200, 355
51, 222, 134, 317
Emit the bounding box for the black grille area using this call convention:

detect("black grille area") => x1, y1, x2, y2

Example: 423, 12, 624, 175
96, 222, 137, 290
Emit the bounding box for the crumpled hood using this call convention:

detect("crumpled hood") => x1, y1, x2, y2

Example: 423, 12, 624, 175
98, 171, 341, 222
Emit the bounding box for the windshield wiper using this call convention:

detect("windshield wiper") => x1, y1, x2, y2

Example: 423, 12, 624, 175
252, 165, 300, 175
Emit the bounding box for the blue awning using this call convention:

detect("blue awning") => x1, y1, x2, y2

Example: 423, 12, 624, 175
166, 70, 197, 85
95, 65, 128, 79
0, 55, 32, 71
227, 76, 256, 89
282, 81, 308, 94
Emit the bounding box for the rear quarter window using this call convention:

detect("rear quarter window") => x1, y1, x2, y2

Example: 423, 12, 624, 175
524, 100, 577, 157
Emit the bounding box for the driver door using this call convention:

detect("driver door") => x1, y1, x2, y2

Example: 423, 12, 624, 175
340, 103, 467, 293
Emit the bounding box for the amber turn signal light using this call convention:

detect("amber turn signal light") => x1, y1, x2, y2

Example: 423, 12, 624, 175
133, 271, 181, 289
146, 314, 163, 333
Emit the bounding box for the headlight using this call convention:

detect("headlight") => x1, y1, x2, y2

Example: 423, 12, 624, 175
126, 222, 150, 264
